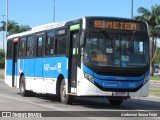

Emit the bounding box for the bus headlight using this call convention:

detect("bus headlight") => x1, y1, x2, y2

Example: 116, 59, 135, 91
84, 73, 94, 83
143, 76, 150, 84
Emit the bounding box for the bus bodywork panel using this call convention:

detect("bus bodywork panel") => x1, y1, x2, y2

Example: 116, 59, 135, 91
5, 57, 68, 92
17, 57, 67, 77
6, 60, 13, 76
18, 57, 68, 78
76, 64, 150, 97
76, 71, 149, 97
5, 59, 18, 87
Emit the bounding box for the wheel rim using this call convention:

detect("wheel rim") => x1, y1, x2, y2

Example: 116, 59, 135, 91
20, 81, 24, 93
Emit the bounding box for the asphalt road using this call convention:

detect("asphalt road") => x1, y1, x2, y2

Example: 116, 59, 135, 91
0, 79, 160, 120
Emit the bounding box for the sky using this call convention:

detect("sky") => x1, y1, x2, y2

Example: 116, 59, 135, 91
0, 0, 160, 49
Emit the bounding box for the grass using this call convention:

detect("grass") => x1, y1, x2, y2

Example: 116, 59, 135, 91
0, 74, 4, 79
149, 90, 160, 96
0, 69, 4, 79
150, 76, 160, 81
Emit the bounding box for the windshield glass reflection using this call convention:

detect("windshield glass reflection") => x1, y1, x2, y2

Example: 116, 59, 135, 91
83, 32, 149, 68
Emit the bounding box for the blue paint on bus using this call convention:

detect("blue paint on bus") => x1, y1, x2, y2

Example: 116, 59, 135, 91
6, 60, 12, 75
43, 57, 68, 78
94, 73, 144, 81
144, 70, 150, 77
83, 64, 149, 89
6, 57, 68, 79
83, 64, 94, 76
94, 78, 143, 89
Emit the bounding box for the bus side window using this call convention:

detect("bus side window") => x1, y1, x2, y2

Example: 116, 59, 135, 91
36, 36, 43, 57
19, 37, 26, 58
7, 40, 13, 59
45, 31, 54, 56
27, 36, 34, 57
55, 36, 67, 55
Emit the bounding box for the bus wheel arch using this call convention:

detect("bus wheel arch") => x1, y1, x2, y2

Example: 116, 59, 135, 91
56, 74, 73, 104
19, 74, 27, 96
60, 78, 73, 104
56, 74, 64, 97
19, 73, 34, 97
19, 72, 24, 89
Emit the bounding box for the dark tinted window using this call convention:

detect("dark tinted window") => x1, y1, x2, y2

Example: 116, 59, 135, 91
56, 36, 67, 55
36, 36, 43, 57
7, 40, 12, 59
45, 31, 54, 56
27, 36, 34, 57
19, 37, 26, 57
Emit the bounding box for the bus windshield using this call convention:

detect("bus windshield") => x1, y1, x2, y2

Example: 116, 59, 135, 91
83, 31, 149, 68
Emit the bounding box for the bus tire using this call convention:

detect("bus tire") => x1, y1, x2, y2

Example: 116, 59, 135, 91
109, 99, 123, 106
60, 79, 73, 104
19, 75, 34, 97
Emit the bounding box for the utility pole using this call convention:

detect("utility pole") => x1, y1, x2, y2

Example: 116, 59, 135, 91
1, 15, 5, 50
131, 0, 133, 18
5, 0, 8, 52
53, 0, 55, 22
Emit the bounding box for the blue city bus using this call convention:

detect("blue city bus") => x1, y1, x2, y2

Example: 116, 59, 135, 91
5, 17, 150, 105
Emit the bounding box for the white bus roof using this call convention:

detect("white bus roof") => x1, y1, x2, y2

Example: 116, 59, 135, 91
7, 22, 66, 40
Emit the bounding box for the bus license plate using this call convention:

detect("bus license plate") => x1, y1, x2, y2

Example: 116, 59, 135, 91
113, 92, 127, 96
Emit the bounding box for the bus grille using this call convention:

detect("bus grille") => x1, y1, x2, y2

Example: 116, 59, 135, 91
96, 71, 143, 77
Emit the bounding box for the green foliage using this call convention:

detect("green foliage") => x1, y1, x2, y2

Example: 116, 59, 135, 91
149, 90, 160, 96
154, 48, 160, 64
134, 4, 160, 38
0, 20, 31, 69
150, 76, 160, 81
0, 20, 31, 35
0, 50, 5, 68
134, 5, 160, 75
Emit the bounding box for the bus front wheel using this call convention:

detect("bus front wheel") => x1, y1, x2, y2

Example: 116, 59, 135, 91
60, 79, 73, 104
19, 76, 34, 96
109, 99, 123, 106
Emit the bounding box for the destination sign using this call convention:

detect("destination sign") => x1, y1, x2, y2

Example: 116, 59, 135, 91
93, 20, 145, 31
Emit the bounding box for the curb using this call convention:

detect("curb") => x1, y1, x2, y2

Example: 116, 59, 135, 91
150, 80, 160, 83
150, 80, 160, 86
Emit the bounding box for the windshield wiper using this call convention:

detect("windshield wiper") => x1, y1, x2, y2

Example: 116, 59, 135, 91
96, 29, 109, 38
128, 31, 136, 47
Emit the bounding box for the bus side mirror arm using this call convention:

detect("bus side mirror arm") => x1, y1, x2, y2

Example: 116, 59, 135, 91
80, 34, 84, 47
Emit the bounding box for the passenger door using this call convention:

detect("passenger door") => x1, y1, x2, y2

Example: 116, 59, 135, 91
68, 29, 80, 94
12, 38, 19, 87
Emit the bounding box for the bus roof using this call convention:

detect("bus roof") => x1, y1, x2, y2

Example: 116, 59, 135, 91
7, 16, 146, 40
7, 22, 66, 40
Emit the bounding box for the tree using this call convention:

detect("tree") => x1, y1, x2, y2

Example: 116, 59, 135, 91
154, 48, 160, 65
0, 20, 31, 68
0, 20, 31, 35
0, 50, 5, 68
134, 5, 160, 75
